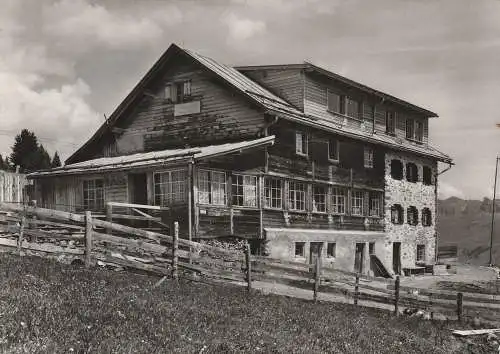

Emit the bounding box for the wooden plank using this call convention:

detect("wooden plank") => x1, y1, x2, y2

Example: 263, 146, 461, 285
172, 221, 179, 280
0, 238, 84, 255
21, 228, 84, 241
388, 284, 500, 302
245, 243, 251, 292
93, 253, 170, 275
27, 219, 85, 231
177, 260, 245, 282
93, 232, 168, 255
251, 255, 313, 270
107, 202, 167, 211
85, 211, 93, 268
93, 218, 166, 243
452, 329, 500, 337
0, 204, 85, 223
252, 261, 312, 278
109, 213, 162, 222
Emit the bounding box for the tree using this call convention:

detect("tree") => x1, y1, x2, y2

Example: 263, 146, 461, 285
51, 151, 62, 168
37, 144, 52, 170
9, 129, 52, 172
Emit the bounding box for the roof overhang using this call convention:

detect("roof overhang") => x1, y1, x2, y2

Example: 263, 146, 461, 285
30, 136, 275, 179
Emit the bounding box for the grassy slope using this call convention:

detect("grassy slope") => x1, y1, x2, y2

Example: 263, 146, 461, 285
0, 254, 480, 353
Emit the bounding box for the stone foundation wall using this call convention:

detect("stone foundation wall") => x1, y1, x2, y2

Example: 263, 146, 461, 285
384, 151, 437, 271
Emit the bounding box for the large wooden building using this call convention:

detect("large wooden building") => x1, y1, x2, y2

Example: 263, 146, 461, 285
29, 44, 453, 276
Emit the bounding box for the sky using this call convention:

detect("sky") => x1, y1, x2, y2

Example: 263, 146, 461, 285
0, 0, 499, 199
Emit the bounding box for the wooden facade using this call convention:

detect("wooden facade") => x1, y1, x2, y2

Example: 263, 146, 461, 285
30, 44, 452, 275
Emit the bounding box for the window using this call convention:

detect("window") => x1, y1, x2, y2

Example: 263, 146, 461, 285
415, 120, 424, 142
407, 206, 418, 226
406, 118, 415, 140
423, 166, 433, 185
406, 163, 418, 183
232, 175, 257, 207
154, 169, 187, 206
369, 192, 382, 217
295, 131, 308, 155
199, 170, 226, 205
327, 242, 336, 258
289, 181, 306, 211
364, 147, 374, 168
313, 185, 326, 213
346, 97, 360, 119
165, 80, 191, 103
83, 179, 104, 211
390, 160, 403, 180
351, 190, 364, 216
416, 245, 426, 263
386, 111, 396, 135
327, 90, 343, 114
295, 242, 305, 257
331, 187, 346, 214
264, 178, 282, 209
328, 138, 339, 161
391, 204, 403, 224
422, 208, 432, 226
369, 242, 375, 255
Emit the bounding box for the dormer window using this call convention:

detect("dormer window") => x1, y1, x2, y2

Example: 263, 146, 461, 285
295, 131, 308, 156
405, 118, 424, 143
327, 90, 344, 114
165, 80, 191, 103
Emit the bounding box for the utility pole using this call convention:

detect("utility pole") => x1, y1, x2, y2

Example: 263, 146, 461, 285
490, 157, 499, 266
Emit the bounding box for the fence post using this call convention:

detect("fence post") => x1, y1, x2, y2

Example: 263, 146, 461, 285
85, 211, 93, 268
17, 214, 26, 255
106, 203, 112, 235
457, 292, 463, 323
314, 256, 321, 302
354, 273, 360, 305
172, 221, 179, 280
245, 243, 252, 292
394, 275, 400, 316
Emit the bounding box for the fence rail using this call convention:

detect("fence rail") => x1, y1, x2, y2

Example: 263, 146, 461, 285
0, 202, 499, 325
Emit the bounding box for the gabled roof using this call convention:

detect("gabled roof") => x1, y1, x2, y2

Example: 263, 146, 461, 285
66, 44, 299, 165
236, 62, 438, 118
32, 136, 275, 178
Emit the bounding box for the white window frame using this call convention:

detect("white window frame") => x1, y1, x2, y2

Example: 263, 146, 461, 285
198, 170, 226, 206
154, 169, 187, 206
312, 185, 327, 213
351, 190, 364, 216
264, 177, 283, 209
83, 178, 104, 211
364, 147, 374, 169
288, 181, 306, 211
295, 131, 308, 156
232, 174, 258, 208
328, 138, 339, 162
331, 187, 346, 215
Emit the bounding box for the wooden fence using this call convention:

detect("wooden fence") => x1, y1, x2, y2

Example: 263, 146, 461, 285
0, 202, 499, 325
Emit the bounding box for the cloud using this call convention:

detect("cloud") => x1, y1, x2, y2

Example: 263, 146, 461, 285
223, 13, 266, 41
439, 182, 465, 200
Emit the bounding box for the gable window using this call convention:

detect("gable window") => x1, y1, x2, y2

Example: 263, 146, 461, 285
289, 181, 306, 211
83, 179, 104, 211
346, 97, 360, 119
351, 190, 364, 216
391, 204, 404, 224
154, 169, 187, 206
415, 120, 424, 142
295, 131, 308, 156
416, 244, 426, 263
406, 118, 415, 140
407, 206, 418, 226
328, 138, 339, 161
313, 185, 326, 213
421, 208, 432, 226
331, 187, 346, 214
423, 166, 433, 185
264, 178, 282, 209
232, 175, 257, 207
406, 163, 419, 183
295, 242, 305, 257
327, 242, 336, 258
390, 160, 403, 180
327, 90, 344, 114
364, 147, 374, 168
386, 111, 396, 135
165, 80, 191, 103
369, 192, 382, 217
199, 170, 226, 205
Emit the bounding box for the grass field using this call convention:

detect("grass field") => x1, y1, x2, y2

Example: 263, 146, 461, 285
0, 253, 490, 353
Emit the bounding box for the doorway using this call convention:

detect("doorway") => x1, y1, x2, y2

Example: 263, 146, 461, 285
310, 242, 323, 265
354, 243, 365, 274
130, 173, 148, 205
393, 242, 401, 275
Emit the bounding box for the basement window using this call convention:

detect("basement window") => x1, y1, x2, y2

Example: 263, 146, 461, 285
327, 242, 336, 258
198, 170, 226, 205
421, 208, 432, 226
390, 160, 403, 180
289, 181, 306, 211
423, 166, 433, 185
406, 163, 419, 183
264, 178, 283, 209
295, 242, 305, 257
391, 204, 403, 224
232, 174, 257, 207
407, 206, 419, 226
416, 244, 426, 263
83, 179, 104, 211
154, 169, 187, 206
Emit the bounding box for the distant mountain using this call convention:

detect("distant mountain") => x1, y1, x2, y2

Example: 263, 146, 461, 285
437, 197, 500, 265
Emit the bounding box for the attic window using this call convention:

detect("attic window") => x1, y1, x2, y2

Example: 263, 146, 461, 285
165, 80, 191, 103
